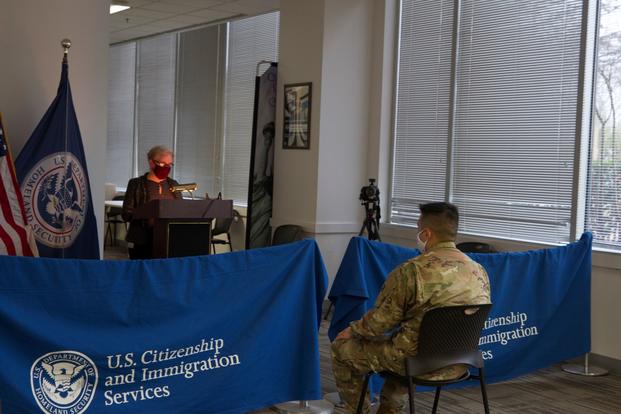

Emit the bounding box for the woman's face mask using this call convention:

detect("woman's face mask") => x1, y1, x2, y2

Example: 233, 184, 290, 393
153, 164, 171, 179
150, 159, 173, 179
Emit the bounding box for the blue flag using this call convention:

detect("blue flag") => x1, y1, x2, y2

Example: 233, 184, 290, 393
15, 56, 99, 259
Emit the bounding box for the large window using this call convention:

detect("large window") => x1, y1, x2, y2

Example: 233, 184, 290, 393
392, 0, 596, 246
392, 0, 453, 222
224, 13, 280, 203
106, 12, 279, 204
587, 1, 621, 250
106, 42, 135, 189
175, 25, 223, 198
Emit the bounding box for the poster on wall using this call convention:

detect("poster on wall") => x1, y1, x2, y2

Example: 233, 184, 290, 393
283, 82, 312, 149
246, 63, 278, 249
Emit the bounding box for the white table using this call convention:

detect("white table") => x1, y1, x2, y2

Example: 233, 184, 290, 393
104, 200, 124, 247
105, 200, 123, 208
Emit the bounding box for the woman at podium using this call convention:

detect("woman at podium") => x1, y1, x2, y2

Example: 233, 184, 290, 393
122, 145, 182, 259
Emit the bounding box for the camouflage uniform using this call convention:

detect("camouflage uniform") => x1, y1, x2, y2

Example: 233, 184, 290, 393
331, 241, 491, 414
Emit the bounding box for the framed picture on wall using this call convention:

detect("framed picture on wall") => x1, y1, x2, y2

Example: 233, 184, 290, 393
283, 82, 312, 149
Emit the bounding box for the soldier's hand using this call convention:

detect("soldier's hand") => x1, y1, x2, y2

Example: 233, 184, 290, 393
335, 327, 353, 341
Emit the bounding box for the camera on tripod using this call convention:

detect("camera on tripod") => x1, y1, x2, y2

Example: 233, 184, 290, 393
360, 178, 380, 204
359, 178, 381, 241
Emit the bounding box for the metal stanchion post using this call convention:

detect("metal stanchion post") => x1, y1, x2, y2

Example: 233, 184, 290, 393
274, 400, 334, 414
561, 354, 609, 376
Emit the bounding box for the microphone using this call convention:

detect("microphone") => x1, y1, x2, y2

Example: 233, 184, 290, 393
170, 183, 198, 193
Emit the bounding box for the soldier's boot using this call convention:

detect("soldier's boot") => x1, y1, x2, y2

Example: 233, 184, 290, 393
376, 377, 409, 414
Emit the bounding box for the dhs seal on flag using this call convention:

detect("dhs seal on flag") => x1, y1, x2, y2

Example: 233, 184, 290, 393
21, 152, 89, 249
31, 351, 98, 414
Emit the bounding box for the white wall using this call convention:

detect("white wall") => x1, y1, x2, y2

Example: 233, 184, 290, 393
316, 0, 373, 226
591, 266, 621, 360
367, 0, 398, 218
272, 0, 325, 229
274, 0, 379, 280
0, 0, 109, 256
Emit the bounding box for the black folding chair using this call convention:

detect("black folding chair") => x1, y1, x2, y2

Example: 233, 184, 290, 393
356, 304, 493, 414
211, 216, 234, 254
272, 224, 304, 246
456, 242, 497, 254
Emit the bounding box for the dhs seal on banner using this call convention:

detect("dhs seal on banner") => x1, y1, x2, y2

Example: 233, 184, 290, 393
31, 351, 98, 414
21, 152, 88, 249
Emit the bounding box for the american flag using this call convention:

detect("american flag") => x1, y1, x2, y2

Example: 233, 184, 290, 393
0, 116, 37, 256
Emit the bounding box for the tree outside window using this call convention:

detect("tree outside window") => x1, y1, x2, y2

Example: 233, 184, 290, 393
587, 1, 621, 249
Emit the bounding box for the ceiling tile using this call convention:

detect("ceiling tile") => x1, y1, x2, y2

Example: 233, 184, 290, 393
167, 14, 213, 25
210, 0, 279, 15
186, 8, 237, 19
140, 2, 201, 13
145, 20, 188, 31
110, 14, 152, 27
169, 0, 225, 6
110, 0, 280, 44
120, 8, 171, 19
110, 34, 126, 44
123, 0, 156, 7
111, 26, 157, 43
110, 21, 133, 31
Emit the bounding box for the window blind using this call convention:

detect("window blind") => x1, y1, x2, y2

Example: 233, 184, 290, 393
106, 43, 135, 188
391, 0, 455, 226
175, 25, 223, 198
135, 33, 177, 175
452, 0, 583, 244
391, 0, 584, 245
223, 12, 280, 204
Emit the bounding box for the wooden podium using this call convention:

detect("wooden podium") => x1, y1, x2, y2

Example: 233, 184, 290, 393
132, 199, 233, 258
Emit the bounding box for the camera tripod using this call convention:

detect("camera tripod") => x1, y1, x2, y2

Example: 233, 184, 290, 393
323, 202, 382, 322
359, 201, 381, 241
324, 180, 382, 322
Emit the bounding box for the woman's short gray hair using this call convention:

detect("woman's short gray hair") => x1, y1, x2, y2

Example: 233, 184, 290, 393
147, 145, 173, 160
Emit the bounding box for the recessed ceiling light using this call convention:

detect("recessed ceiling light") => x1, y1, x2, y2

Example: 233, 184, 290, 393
110, 5, 131, 14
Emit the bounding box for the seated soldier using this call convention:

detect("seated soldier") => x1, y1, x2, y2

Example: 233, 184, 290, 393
331, 202, 491, 414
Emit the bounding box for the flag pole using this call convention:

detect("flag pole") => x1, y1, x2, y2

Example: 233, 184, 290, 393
61, 38, 71, 259
60, 38, 71, 155
61, 38, 71, 61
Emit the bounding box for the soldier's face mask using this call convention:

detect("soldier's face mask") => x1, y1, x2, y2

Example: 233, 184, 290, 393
416, 229, 429, 252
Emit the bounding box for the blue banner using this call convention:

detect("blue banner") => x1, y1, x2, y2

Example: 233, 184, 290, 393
0, 239, 327, 413
329, 234, 592, 386
15, 57, 99, 259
